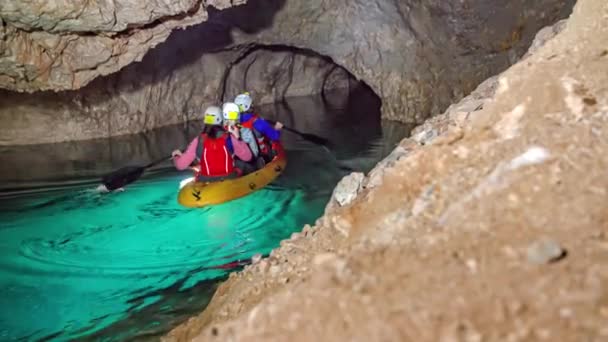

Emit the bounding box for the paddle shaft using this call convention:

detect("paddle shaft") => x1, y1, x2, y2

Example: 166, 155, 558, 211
102, 118, 328, 190
145, 155, 173, 169
102, 152, 176, 190
265, 119, 331, 147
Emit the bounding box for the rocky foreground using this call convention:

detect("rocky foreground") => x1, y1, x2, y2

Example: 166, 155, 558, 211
163, 0, 608, 341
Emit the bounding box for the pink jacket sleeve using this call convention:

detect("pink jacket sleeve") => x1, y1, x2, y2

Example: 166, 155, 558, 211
230, 136, 253, 162
173, 137, 199, 170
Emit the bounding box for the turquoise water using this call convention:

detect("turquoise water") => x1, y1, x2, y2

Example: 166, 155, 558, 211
0, 90, 412, 340
0, 168, 327, 340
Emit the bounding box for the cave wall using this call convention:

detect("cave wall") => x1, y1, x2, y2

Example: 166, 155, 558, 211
221, 46, 353, 104
0, 0, 246, 92
220, 0, 576, 122
0, 40, 352, 145
0, 0, 576, 145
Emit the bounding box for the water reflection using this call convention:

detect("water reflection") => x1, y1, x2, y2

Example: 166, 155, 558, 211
0, 87, 412, 341
0, 86, 411, 193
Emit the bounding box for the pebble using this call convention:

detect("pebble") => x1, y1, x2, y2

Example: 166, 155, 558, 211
332, 216, 352, 237
559, 307, 572, 318
251, 253, 262, 264
257, 259, 269, 273
465, 258, 478, 274
269, 265, 281, 277
313, 253, 338, 266
526, 238, 566, 264
413, 128, 438, 145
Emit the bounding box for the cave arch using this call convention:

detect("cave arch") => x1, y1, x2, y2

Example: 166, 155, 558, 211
217, 43, 364, 107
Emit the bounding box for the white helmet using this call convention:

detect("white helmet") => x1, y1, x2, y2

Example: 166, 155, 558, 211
222, 102, 241, 123
203, 106, 222, 125
234, 92, 253, 113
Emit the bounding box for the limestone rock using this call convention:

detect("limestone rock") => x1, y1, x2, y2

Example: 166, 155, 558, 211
527, 238, 567, 264
523, 19, 569, 59
325, 172, 365, 213
365, 138, 419, 188
224, 0, 576, 123
0, 44, 351, 145
0, 0, 575, 138
0, 0, 246, 92
166, 1, 608, 341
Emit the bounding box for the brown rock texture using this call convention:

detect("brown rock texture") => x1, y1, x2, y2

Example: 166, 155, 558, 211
163, 0, 608, 340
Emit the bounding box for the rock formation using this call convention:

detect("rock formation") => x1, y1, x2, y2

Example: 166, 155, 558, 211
0, 0, 245, 92
163, 0, 608, 340
0, 0, 575, 145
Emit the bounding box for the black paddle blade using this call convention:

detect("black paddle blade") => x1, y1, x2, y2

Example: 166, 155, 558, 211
101, 166, 145, 191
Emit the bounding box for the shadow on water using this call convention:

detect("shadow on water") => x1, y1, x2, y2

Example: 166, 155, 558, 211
0, 87, 413, 341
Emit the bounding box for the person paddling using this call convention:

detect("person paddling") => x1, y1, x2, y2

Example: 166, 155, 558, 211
172, 106, 252, 181
234, 92, 283, 162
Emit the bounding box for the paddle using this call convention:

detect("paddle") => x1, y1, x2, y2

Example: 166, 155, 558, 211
100, 119, 330, 191
266, 120, 332, 148
100, 154, 172, 191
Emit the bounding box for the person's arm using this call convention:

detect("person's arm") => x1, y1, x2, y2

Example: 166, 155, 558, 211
239, 127, 260, 157
229, 135, 253, 161
172, 137, 199, 170
253, 118, 281, 141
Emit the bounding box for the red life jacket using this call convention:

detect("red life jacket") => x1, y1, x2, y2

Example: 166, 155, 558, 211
199, 132, 235, 177
240, 114, 269, 154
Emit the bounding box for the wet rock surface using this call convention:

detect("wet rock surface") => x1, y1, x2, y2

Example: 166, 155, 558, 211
163, 0, 608, 340
0, 0, 246, 92
0, 44, 352, 145
0, 0, 575, 145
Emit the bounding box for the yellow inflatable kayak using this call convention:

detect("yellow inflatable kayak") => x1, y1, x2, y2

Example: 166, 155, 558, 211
177, 144, 287, 208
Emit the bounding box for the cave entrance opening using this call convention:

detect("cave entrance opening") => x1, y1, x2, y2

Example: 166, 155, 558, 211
215, 43, 409, 162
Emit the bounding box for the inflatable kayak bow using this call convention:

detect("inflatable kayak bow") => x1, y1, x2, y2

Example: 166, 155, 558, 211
177, 144, 286, 208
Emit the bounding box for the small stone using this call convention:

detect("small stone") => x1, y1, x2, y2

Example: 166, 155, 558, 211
534, 328, 551, 340
331, 216, 352, 237
494, 104, 526, 140
559, 307, 572, 318
331, 172, 365, 206
412, 185, 434, 217
269, 265, 280, 276
453, 145, 470, 159
452, 111, 471, 127
527, 238, 566, 264
313, 252, 338, 266
251, 253, 262, 264
508, 301, 526, 315
252, 285, 261, 295
290, 232, 300, 240
502, 245, 518, 259
257, 259, 269, 273
590, 230, 605, 240
413, 128, 438, 145
302, 224, 312, 237
465, 258, 478, 274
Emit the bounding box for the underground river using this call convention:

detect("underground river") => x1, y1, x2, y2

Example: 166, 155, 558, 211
0, 87, 412, 340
